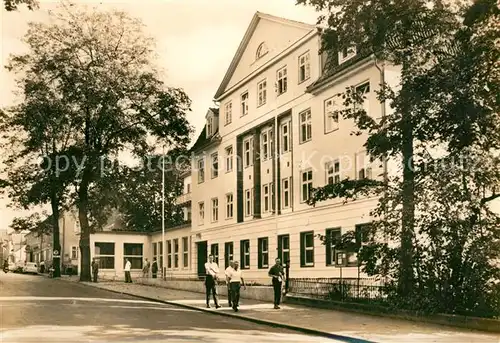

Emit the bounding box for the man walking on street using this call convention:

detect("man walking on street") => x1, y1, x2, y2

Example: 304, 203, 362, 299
227, 261, 246, 312
91, 258, 99, 282
142, 258, 150, 278
151, 257, 158, 279
225, 261, 234, 307
204, 254, 220, 309
124, 258, 132, 283
268, 258, 285, 309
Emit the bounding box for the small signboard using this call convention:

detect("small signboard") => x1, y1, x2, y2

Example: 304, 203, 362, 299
53, 250, 60, 258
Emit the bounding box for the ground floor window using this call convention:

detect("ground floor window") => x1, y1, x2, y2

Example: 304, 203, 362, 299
182, 237, 189, 268
325, 228, 341, 266
166, 240, 172, 269
173, 239, 179, 268
71, 246, 78, 259
159, 242, 164, 270
240, 240, 250, 269
94, 242, 115, 269
224, 242, 233, 268
210, 243, 219, 265
300, 231, 315, 267
258, 237, 269, 269
123, 243, 143, 270
277, 234, 290, 264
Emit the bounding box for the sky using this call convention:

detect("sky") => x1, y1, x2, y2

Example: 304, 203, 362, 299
0, 0, 319, 231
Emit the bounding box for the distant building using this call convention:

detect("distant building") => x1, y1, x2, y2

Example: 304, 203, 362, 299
7, 232, 27, 265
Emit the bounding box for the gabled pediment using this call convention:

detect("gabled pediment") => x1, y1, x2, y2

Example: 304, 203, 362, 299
214, 11, 315, 100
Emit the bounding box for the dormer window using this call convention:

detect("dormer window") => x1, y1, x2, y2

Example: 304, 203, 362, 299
207, 117, 213, 137
256, 42, 268, 60
339, 46, 357, 64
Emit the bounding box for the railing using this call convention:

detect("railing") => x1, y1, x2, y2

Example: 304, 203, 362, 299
165, 220, 192, 230
288, 277, 387, 303
175, 192, 192, 205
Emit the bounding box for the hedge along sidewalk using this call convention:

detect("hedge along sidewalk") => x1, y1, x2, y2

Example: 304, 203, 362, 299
57, 277, 500, 343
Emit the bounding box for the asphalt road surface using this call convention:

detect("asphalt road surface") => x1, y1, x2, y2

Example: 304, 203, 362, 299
0, 272, 343, 343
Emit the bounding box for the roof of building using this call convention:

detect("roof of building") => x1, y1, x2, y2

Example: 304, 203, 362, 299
189, 108, 221, 153
213, 11, 316, 100
209, 107, 219, 116
306, 50, 373, 93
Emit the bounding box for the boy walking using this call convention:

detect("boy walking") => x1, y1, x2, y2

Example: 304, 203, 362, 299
124, 258, 132, 283
204, 254, 221, 308
151, 257, 158, 279
91, 258, 99, 282
268, 258, 285, 309
225, 261, 234, 307
227, 261, 246, 312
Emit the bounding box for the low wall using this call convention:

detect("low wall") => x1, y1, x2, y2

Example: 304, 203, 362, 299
101, 276, 276, 303
286, 294, 500, 333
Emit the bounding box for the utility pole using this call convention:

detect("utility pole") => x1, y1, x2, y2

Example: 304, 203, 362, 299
162, 145, 166, 280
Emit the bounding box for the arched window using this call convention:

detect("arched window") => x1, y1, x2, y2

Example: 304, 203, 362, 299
256, 42, 268, 60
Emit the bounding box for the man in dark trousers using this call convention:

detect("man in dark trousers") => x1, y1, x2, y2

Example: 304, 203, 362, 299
225, 260, 234, 307
226, 261, 246, 312
151, 257, 158, 279
268, 258, 285, 309
204, 254, 221, 309
91, 258, 99, 282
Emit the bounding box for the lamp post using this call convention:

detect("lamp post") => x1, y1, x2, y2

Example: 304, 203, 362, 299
161, 145, 166, 280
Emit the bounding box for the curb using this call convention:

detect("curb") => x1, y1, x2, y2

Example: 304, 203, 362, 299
287, 294, 500, 334
57, 278, 376, 343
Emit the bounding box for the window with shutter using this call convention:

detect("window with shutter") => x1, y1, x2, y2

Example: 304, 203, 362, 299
277, 234, 290, 264
224, 242, 233, 268
300, 231, 315, 267
258, 237, 269, 269
325, 228, 341, 266
240, 239, 250, 269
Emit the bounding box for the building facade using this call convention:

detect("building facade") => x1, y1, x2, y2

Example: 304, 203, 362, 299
75, 12, 402, 281
185, 12, 391, 281
23, 210, 81, 273
6, 232, 27, 267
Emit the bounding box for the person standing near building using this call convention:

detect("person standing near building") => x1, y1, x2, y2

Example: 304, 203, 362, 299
91, 258, 99, 282
225, 261, 234, 307
268, 258, 285, 309
151, 257, 158, 279
124, 258, 132, 283
142, 258, 150, 278
227, 261, 246, 312
204, 254, 220, 309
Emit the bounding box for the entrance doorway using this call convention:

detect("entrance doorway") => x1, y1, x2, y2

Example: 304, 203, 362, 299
196, 241, 207, 279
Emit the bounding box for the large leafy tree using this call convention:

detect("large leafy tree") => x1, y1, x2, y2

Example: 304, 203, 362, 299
3, 0, 37, 11
2, 4, 192, 281
299, 0, 500, 314
0, 83, 80, 278
114, 149, 188, 233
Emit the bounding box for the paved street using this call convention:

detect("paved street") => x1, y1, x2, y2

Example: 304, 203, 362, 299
64, 276, 500, 343
0, 272, 341, 343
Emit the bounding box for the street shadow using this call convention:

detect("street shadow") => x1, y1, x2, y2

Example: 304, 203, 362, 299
0, 325, 354, 343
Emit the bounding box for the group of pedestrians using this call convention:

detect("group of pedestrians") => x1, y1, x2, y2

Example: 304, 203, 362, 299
90, 257, 159, 283
204, 254, 285, 311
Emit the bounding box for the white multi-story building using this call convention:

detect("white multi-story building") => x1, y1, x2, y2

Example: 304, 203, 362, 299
77, 11, 404, 281
183, 11, 395, 281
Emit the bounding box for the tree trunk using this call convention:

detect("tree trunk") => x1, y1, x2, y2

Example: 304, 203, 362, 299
50, 195, 61, 278
78, 175, 92, 282
398, 78, 416, 297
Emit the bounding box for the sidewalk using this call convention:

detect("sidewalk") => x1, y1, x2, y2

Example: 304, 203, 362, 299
58, 276, 499, 343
